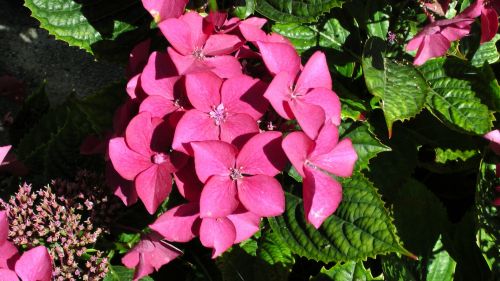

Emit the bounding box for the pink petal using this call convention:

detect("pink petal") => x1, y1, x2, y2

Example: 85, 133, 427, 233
413, 34, 450, 66
0, 241, 18, 269
191, 140, 236, 182
296, 51, 332, 90
203, 34, 242, 56
180, 12, 211, 48
301, 88, 341, 126
113, 99, 138, 135
142, 0, 188, 22
282, 132, 314, 177
219, 113, 260, 148
0, 269, 18, 281
15, 246, 52, 281
480, 8, 498, 43
140, 51, 180, 99
221, 75, 269, 120
135, 164, 172, 214
227, 207, 261, 243
290, 99, 326, 140
310, 122, 339, 157
79, 134, 110, 155
256, 41, 301, 76
406, 32, 425, 52
159, 18, 194, 55
0, 211, 8, 244
458, 0, 483, 18
484, 129, 500, 144
440, 25, 471, 41
239, 22, 267, 42
172, 110, 219, 155
199, 176, 239, 218
167, 48, 197, 75
106, 163, 138, 206
108, 137, 151, 180
199, 217, 236, 258
0, 145, 12, 165
139, 95, 179, 118
125, 112, 156, 157
237, 175, 285, 217
236, 131, 286, 177
173, 160, 203, 202
127, 38, 151, 79
204, 55, 243, 78
185, 72, 222, 112
150, 202, 201, 242
303, 166, 342, 229
310, 138, 358, 177
263, 71, 294, 119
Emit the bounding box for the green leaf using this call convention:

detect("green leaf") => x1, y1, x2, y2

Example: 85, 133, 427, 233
312, 261, 383, 281
269, 173, 409, 262
255, 0, 342, 23
434, 148, 478, 164
418, 58, 494, 135
339, 121, 391, 171
233, 0, 256, 19
362, 38, 427, 136
104, 265, 153, 281
381, 255, 417, 281
24, 0, 150, 60
471, 34, 500, 67
426, 237, 456, 281
344, 0, 390, 39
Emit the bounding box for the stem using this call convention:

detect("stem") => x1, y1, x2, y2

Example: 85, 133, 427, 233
208, 0, 218, 12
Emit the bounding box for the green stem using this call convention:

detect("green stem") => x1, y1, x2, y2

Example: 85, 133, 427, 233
208, 0, 218, 12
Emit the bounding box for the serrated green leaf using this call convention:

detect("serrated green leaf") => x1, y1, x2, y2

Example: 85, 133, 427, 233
427, 237, 456, 281
104, 265, 153, 281
477, 63, 500, 111
381, 254, 417, 281
233, 0, 256, 19
312, 261, 383, 281
269, 173, 409, 262
255, 0, 342, 23
362, 38, 428, 136
434, 148, 478, 164
471, 34, 500, 67
418, 58, 494, 135
344, 0, 390, 39
24, 0, 150, 59
339, 121, 391, 171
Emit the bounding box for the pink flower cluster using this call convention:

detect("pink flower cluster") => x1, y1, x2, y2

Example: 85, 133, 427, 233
0, 211, 52, 281
85, 0, 357, 278
408, 0, 499, 65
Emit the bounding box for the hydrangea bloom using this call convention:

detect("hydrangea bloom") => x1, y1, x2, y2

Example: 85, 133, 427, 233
0, 145, 11, 165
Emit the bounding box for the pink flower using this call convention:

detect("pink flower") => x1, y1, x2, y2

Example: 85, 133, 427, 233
0, 245, 52, 281
141, 0, 188, 23
424, 0, 451, 16
127, 38, 151, 79
172, 72, 266, 154
122, 233, 181, 281
109, 112, 186, 214
282, 122, 357, 228
484, 129, 500, 155
159, 12, 243, 78
258, 43, 341, 139
0, 145, 11, 166
191, 132, 286, 218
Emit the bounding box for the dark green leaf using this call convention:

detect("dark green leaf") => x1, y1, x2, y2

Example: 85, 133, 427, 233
471, 34, 500, 67
255, 0, 342, 23
426, 237, 456, 281
233, 0, 256, 19
312, 261, 383, 280
104, 265, 153, 281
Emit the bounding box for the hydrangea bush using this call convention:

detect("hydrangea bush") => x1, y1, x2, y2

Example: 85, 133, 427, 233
0, 0, 499, 280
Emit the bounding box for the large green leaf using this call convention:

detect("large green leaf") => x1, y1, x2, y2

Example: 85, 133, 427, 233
255, 0, 342, 23
339, 121, 391, 171
269, 173, 409, 262
24, 0, 150, 60
362, 38, 428, 136
471, 34, 500, 67
104, 265, 153, 281
426, 237, 456, 281
312, 261, 383, 281
418, 58, 494, 135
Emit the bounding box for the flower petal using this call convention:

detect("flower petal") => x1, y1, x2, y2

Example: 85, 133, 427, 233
106, 163, 138, 206
310, 138, 358, 177
173, 159, 203, 202
303, 166, 342, 229
0, 269, 18, 281
0, 241, 18, 269
127, 38, 151, 78
237, 175, 285, 217
109, 137, 151, 180
150, 202, 201, 242
301, 88, 341, 126
0, 146, 11, 165
227, 207, 261, 243
310, 122, 339, 157
125, 112, 156, 157
221, 75, 269, 120
204, 55, 243, 79
200, 217, 236, 258
203, 34, 242, 56
296, 51, 332, 90
263, 72, 294, 119
237, 131, 286, 176
139, 95, 179, 118
185, 72, 222, 112
256, 41, 301, 76
172, 110, 219, 155
135, 165, 172, 214
413, 34, 450, 66
140, 51, 180, 99
290, 99, 326, 140
167, 48, 197, 75
480, 8, 498, 43
159, 18, 194, 55
141, 0, 187, 22
0, 211, 8, 245
181, 12, 211, 48
191, 140, 236, 182
199, 176, 239, 218
282, 132, 314, 177
220, 113, 260, 148
15, 246, 52, 281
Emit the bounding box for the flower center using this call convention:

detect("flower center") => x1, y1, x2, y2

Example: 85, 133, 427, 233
152, 153, 168, 164
289, 84, 306, 99
304, 160, 317, 169
209, 104, 227, 126
192, 48, 205, 60
229, 168, 243, 180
